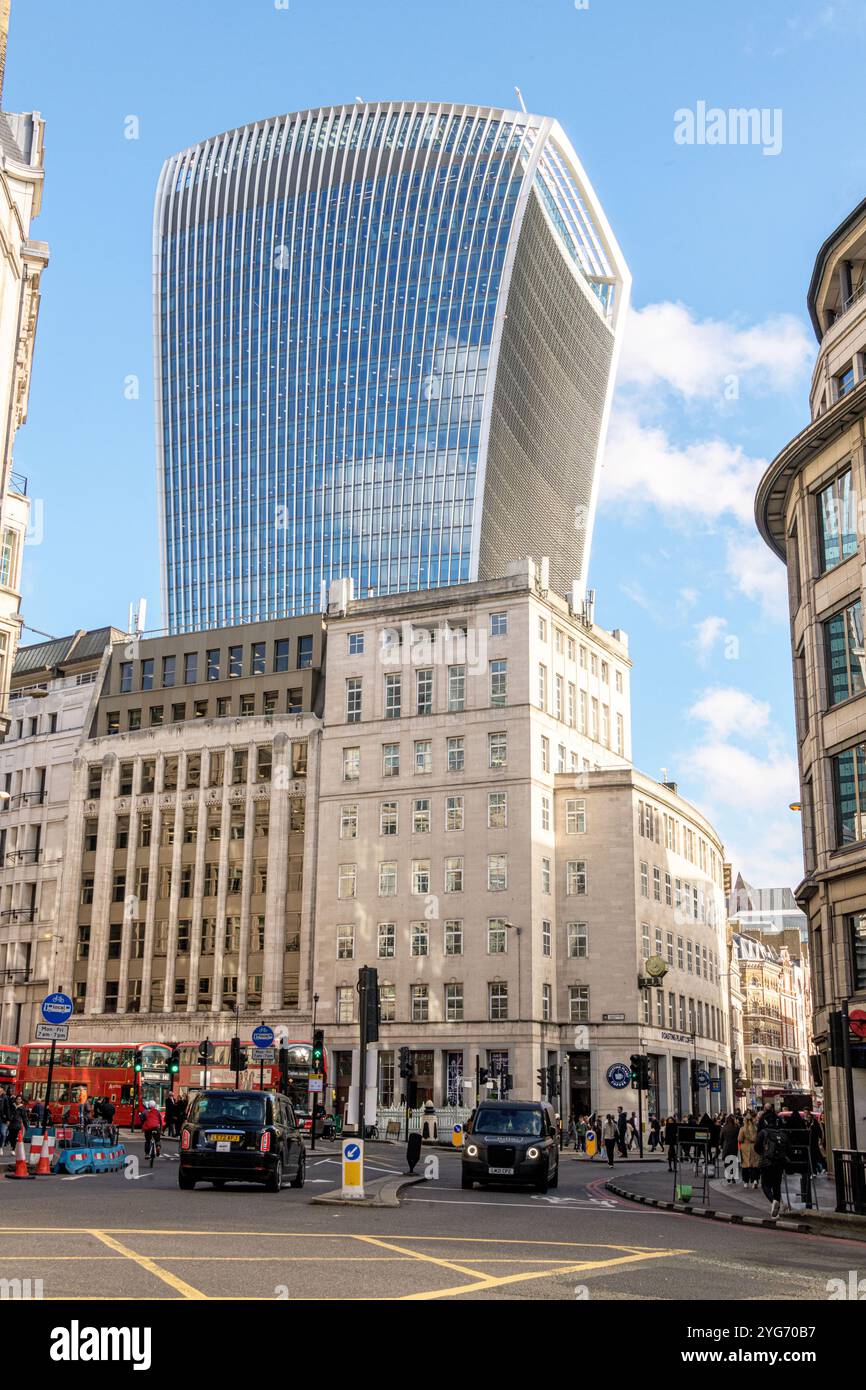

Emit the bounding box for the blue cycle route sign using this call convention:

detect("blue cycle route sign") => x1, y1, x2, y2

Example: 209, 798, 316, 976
41, 993, 73, 1025
252, 1024, 274, 1049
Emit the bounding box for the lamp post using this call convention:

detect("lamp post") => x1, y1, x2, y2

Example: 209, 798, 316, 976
310, 993, 319, 1151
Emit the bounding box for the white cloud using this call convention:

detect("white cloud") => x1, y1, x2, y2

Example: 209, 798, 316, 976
618, 301, 814, 400
693, 616, 728, 661
602, 406, 766, 526
688, 685, 772, 741
725, 533, 788, 618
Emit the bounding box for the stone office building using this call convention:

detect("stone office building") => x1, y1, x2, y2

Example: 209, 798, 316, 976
0, 627, 121, 1041
314, 563, 635, 1120
56, 617, 325, 1040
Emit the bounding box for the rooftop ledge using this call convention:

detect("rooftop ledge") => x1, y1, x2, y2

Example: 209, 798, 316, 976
755, 376, 866, 560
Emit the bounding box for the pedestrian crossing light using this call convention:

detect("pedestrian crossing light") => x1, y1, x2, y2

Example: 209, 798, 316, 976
630, 1054, 649, 1089
537, 1067, 547, 1097
312, 1029, 324, 1073
134, 1059, 142, 1074
169, 1046, 180, 1075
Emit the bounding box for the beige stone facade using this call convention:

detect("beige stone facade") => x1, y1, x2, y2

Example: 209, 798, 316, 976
0, 27, 48, 733
756, 197, 866, 1150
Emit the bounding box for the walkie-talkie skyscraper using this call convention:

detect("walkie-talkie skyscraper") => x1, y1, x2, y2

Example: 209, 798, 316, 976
154, 102, 629, 631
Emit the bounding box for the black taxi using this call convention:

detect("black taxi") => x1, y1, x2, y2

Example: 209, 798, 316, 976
462, 1100, 559, 1192
178, 1089, 306, 1191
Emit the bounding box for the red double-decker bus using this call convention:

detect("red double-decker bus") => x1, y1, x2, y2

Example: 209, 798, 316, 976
16, 1041, 172, 1126
0, 1044, 19, 1088
176, 1039, 327, 1130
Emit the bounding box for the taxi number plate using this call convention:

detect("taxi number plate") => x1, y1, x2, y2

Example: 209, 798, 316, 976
209, 1133, 240, 1144
489, 1166, 514, 1175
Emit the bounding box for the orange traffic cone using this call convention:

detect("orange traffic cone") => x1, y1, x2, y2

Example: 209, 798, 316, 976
35, 1130, 53, 1176
5, 1130, 33, 1180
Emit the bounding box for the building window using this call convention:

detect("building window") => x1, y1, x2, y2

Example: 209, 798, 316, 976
337, 925, 355, 960
411, 985, 429, 1023
119, 662, 133, 693
348, 633, 364, 656
833, 743, 866, 844
412, 798, 431, 833
445, 795, 464, 832
566, 860, 587, 895
274, 639, 290, 673
379, 801, 399, 836
640, 861, 649, 897
565, 799, 586, 834
342, 747, 360, 781
384, 673, 402, 719
490, 659, 508, 707
416, 668, 433, 716
448, 665, 465, 712
542, 919, 551, 956
568, 986, 589, 1023
540, 736, 550, 773
444, 857, 463, 893
542, 984, 552, 1022
538, 664, 547, 710
488, 732, 507, 768
414, 740, 432, 774
378, 922, 396, 958
567, 921, 588, 958
825, 600, 865, 705
297, 636, 313, 669
338, 864, 357, 899
206, 649, 220, 680
411, 922, 429, 956
541, 796, 551, 832
487, 854, 507, 891
445, 983, 464, 1022
447, 737, 464, 772
541, 857, 551, 893
488, 791, 507, 828
378, 862, 397, 896
817, 468, 857, 572
490, 612, 508, 637
337, 987, 354, 1024
847, 912, 866, 991
382, 743, 400, 777
346, 678, 362, 723
487, 918, 507, 954
445, 919, 463, 955
489, 983, 508, 1021
411, 860, 430, 895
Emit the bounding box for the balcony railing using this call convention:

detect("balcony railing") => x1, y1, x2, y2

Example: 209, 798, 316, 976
0, 907, 37, 923
833, 280, 866, 324
8, 471, 27, 497
4, 848, 42, 866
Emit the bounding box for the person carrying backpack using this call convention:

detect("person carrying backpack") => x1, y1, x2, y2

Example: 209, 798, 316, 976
755, 1114, 787, 1217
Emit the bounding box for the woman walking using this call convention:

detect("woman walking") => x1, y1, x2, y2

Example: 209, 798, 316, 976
602, 1115, 618, 1167
738, 1111, 758, 1188
720, 1114, 740, 1183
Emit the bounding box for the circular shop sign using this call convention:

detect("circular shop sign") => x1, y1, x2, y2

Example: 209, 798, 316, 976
606, 1062, 631, 1090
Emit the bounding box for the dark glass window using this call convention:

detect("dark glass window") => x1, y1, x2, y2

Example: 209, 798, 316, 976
825, 600, 865, 705
274, 639, 290, 673
162, 655, 176, 688
298, 635, 313, 669
834, 743, 866, 844
119, 662, 133, 694
251, 642, 266, 675
229, 646, 242, 677
141, 659, 154, 691
184, 652, 198, 684
207, 649, 220, 681
818, 469, 857, 572
849, 912, 866, 991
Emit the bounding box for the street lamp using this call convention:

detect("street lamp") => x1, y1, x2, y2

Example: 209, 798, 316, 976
503, 923, 523, 1024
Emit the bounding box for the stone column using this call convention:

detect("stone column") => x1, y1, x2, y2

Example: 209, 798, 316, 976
262, 732, 291, 1012
86, 752, 119, 1014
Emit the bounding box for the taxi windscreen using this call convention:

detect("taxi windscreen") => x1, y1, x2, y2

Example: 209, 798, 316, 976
473, 1107, 543, 1136
189, 1094, 269, 1127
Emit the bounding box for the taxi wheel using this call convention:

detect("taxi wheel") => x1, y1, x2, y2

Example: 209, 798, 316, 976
461, 1171, 473, 1190
535, 1172, 549, 1193
178, 1170, 196, 1190
212, 1180, 226, 1188
548, 1164, 559, 1190
290, 1153, 306, 1188
266, 1158, 283, 1192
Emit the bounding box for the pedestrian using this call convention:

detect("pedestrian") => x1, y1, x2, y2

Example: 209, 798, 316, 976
616, 1107, 628, 1158
175, 1092, 188, 1130
720, 1114, 739, 1183
807, 1112, 825, 1175
627, 1111, 639, 1151
783, 1098, 813, 1209
754, 1111, 787, 1218
0, 1085, 14, 1153
738, 1111, 758, 1188
664, 1116, 678, 1170
602, 1114, 618, 1167
164, 1091, 176, 1137
648, 1115, 661, 1151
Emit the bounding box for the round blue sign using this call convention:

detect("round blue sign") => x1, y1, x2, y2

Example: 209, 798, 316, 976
251, 1024, 274, 1048
41, 992, 73, 1025
606, 1062, 631, 1090
344, 1143, 361, 1162
697, 1069, 711, 1088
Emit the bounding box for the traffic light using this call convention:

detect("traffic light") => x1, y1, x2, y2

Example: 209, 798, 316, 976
399, 1045, 414, 1079
312, 1029, 324, 1074
230, 1037, 247, 1072
630, 1054, 649, 1089
547, 1063, 558, 1100
169, 1046, 180, 1075
478, 1067, 489, 1087
134, 1057, 142, 1074
537, 1067, 547, 1097
358, 965, 380, 1043
278, 1045, 289, 1094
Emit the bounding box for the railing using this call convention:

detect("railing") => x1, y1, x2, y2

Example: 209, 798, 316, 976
833, 1149, 866, 1214
834, 281, 866, 323
372, 1105, 472, 1136
8, 471, 27, 496
0, 907, 37, 923
7, 791, 48, 809
4, 848, 42, 866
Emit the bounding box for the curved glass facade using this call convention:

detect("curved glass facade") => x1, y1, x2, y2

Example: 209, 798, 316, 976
154, 103, 628, 630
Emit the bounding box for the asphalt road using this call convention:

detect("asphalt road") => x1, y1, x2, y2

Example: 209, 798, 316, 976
0, 1136, 861, 1302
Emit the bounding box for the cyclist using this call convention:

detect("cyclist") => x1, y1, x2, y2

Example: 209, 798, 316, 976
139, 1100, 162, 1162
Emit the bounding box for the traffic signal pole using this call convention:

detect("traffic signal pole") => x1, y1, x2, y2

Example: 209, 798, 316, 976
637, 1072, 644, 1158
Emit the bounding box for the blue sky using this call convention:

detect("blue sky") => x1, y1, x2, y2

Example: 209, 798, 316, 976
8, 0, 866, 885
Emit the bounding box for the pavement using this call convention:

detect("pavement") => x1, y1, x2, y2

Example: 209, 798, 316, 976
0, 1134, 863, 1301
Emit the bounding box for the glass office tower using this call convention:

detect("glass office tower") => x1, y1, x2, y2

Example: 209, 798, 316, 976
154, 102, 629, 630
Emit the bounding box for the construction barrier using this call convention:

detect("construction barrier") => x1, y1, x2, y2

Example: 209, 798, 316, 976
53, 1144, 126, 1175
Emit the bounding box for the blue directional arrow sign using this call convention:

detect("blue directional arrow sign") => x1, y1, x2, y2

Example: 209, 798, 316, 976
344, 1143, 361, 1162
